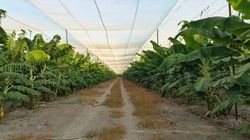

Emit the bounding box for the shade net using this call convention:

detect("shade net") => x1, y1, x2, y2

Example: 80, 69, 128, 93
1, 0, 234, 73
0, 0, 176, 73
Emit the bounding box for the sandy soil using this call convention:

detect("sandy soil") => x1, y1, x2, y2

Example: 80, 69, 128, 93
0, 78, 247, 140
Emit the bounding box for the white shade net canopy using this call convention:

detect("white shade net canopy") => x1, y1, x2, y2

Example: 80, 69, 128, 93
0, 0, 177, 73
29, 0, 176, 74
0, 0, 234, 73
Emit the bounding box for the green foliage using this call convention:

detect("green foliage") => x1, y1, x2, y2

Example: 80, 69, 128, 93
0, 9, 6, 18
0, 17, 115, 115
123, 4, 250, 123
0, 26, 7, 45
25, 50, 50, 61
227, 0, 250, 19
233, 123, 250, 135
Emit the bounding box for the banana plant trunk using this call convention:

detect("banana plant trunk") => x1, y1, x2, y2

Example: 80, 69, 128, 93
232, 63, 238, 120
0, 104, 4, 121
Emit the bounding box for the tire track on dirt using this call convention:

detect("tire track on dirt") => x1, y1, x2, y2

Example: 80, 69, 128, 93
120, 79, 143, 140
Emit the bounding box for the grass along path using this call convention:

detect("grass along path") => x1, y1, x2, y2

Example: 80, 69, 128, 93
119, 78, 142, 139
78, 79, 116, 106
102, 79, 124, 108
122, 79, 235, 140
88, 78, 127, 140
123, 79, 175, 129
86, 125, 127, 140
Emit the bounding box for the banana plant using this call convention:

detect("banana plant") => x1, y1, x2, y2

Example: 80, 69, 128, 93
124, 1, 250, 122
0, 12, 115, 119
227, 0, 250, 19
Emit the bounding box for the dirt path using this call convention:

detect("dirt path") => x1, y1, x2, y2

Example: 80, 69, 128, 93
55, 79, 118, 139
0, 78, 240, 140
0, 79, 118, 140
121, 79, 237, 140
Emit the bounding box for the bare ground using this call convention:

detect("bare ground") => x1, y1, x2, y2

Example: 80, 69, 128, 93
0, 78, 247, 140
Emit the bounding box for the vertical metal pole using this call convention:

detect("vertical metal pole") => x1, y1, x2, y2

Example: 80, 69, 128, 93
228, 4, 232, 16
65, 29, 68, 44
29, 30, 32, 40
200, 10, 203, 19
156, 29, 159, 44
86, 48, 89, 56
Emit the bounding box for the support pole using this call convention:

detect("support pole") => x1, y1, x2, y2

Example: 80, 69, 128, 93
29, 30, 32, 40
228, 4, 232, 16
65, 29, 68, 44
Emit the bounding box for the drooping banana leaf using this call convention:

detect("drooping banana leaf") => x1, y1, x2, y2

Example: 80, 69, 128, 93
6, 91, 29, 102
158, 46, 237, 70
168, 37, 188, 54
180, 46, 238, 62
234, 63, 250, 86
180, 16, 250, 44
12, 85, 40, 96
151, 41, 169, 58
227, 0, 250, 19
157, 53, 185, 70
212, 85, 243, 113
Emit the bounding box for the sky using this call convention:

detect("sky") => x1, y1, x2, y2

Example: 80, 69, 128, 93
0, 0, 237, 73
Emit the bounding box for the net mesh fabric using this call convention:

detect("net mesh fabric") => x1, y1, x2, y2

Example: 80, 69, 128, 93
1, 0, 233, 73
29, 0, 176, 73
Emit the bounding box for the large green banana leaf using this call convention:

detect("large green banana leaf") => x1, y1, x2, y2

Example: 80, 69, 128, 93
227, 0, 250, 19
158, 53, 185, 70
181, 16, 250, 44
212, 85, 243, 113
158, 45, 237, 70
151, 41, 169, 58
25, 50, 50, 61
234, 63, 250, 86
181, 46, 237, 62
168, 37, 188, 54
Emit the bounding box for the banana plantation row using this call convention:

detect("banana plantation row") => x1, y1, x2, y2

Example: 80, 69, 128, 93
0, 9, 115, 119
123, 0, 250, 134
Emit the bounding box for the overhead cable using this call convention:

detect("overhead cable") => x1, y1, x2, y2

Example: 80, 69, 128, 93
210, 4, 227, 16
93, 0, 118, 70
58, 0, 107, 65
6, 15, 50, 39
126, 0, 140, 50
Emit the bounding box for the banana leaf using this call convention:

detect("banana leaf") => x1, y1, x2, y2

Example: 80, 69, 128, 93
25, 50, 50, 61
227, 0, 250, 19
